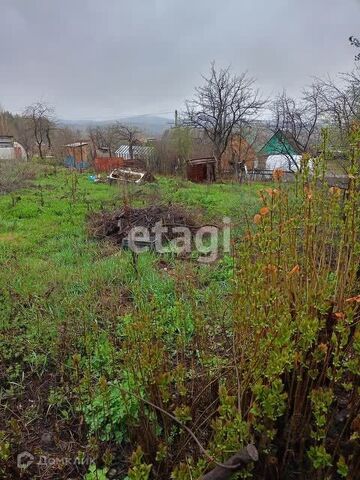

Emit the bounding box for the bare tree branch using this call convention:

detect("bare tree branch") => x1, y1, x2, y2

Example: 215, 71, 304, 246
349, 36, 360, 61
185, 63, 266, 173
114, 123, 143, 159
316, 72, 360, 142
23, 102, 55, 159
270, 86, 323, 171
88, 124, 119, 158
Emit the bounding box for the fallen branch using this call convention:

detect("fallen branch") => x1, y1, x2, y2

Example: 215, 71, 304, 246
199, 444, 259, 480
117, 385, 258, 473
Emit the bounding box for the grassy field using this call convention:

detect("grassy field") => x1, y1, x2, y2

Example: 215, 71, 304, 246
0, 168, 263, 478
0, 171, 262, 322
0, 165, 359, 480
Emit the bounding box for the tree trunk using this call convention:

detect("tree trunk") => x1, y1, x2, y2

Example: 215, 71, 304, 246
46, 128, 52, 149
38, 142, 43, 159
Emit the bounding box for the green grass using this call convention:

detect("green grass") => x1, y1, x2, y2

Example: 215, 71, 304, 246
0, 162, 359, 479
154, 176, 264, 219
0, 171, 260, 344
0, 170, 262, 263
0, 167, 262, 348
0, 168, 262, 473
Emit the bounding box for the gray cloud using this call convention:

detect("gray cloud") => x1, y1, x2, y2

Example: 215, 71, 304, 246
1, 0, 359, 119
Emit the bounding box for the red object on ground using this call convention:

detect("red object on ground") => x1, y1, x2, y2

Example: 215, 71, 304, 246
94, 157, 145, 173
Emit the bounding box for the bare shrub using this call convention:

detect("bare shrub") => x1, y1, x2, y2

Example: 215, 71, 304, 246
0, 160, 37, 194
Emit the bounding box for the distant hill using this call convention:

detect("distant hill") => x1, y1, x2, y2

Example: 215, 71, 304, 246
60, 115, 173, 136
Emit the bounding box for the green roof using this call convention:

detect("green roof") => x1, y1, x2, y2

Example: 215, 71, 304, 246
259, 130, 300, 156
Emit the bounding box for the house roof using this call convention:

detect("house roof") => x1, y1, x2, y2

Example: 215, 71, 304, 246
259, 130, 302, 156
189, 157, 216, 165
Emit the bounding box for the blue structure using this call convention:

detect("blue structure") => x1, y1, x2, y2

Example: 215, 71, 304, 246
64, 141, 90, 170
64, 155, 89, 170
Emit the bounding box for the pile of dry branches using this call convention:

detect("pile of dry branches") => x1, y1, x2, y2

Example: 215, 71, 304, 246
88, 205, 198, 245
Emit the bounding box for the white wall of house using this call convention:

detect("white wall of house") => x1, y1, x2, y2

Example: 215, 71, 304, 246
266, 154, 302, 171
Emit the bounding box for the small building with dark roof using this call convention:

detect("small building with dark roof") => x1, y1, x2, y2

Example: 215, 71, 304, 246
64, 141, 91, 170
187, 157, 216, 183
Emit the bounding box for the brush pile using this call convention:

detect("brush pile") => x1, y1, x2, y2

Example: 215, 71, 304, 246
88, 205, 198, 245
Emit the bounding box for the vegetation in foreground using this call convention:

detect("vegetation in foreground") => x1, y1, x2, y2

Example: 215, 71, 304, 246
0, 134, 359, 479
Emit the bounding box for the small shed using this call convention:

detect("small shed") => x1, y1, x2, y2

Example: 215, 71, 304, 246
187, 157, 216, 183
64, 141, 91, 170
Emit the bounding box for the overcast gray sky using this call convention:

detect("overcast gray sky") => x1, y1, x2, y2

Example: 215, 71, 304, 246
1, 0, 359, 120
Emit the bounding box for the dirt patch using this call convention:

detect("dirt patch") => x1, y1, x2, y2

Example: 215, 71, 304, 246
88, 205, 198, 246
95, 285, 133, 321
0, 371, 91, 480
0, 233, 21, 243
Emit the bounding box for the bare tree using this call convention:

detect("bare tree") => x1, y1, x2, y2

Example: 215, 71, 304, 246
185, 63, 265, 173
230, 123, 262, 180
0, 108, 32, 159
23, 102, 55, 158
0, 105, 9, 134
51, 125, 80, 162
349, 36, 360, 61
153, 134, 177, 174
114, 123, 142, 159
88, 124, 120, 157
15, 117, 34, 160
270, 85, 323, 171
316, 72, 360, 143
169, 126, 193, 176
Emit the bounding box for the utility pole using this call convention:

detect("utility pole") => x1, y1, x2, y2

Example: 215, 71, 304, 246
174, 109, 178, 128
